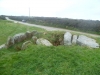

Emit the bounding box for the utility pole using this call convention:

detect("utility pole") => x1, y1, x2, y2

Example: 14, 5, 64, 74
27, 7, 30, 31
29, 7, 30, 18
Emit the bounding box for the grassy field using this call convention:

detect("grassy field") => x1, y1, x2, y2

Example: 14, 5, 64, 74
0, 20, 100, 75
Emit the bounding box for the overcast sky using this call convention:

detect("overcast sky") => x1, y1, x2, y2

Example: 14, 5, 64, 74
0, 0, 100, 20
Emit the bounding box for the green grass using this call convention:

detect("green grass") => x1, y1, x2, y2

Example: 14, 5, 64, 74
0, 45, 100, 75
0, 20, 100, 75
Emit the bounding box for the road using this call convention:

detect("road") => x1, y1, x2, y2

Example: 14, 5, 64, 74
6, 17, 100, 38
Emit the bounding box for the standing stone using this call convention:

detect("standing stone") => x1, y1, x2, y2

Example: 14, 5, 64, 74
25, 31, 32, 39
6, 36, 14, 48
36, 38, 53, 46
31, 30, 38, 37
77, 35, 99, 48
64, 32, 72, 45
32, 36, 37, 44
72, 35, 78, 44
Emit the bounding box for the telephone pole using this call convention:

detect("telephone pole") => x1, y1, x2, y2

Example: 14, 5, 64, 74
29, 7, 30, 18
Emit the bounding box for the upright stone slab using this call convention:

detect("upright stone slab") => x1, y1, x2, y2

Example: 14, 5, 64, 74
64, 32, 72, 45
77, 35, 99, 48
25, 31, 32, 39
32, 36, 37, 44
6, 36, 14, 48
36, 38, 53, 46
72, 35, 77, 44
31, 30, 38, 37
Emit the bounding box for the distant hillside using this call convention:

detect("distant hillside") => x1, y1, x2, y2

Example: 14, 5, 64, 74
8, 16, 100, 35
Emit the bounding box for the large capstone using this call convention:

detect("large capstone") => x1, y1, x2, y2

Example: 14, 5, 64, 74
13, 33, 26, 43
77, 35, 99, 48
64, 32, 72, 45
36, 38, 53, 46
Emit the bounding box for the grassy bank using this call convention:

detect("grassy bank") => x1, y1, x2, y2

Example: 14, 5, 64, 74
0, 20, 45, 45
0, 20, 100, 75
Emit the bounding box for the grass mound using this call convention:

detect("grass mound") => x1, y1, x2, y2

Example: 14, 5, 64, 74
0, 20, 100, 75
